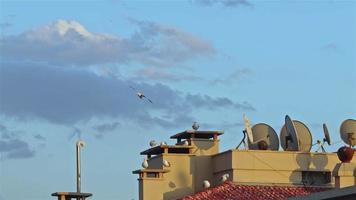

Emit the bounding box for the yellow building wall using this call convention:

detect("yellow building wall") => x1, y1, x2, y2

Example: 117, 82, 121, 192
212, 150, 342, 187
136, 139, 353, 200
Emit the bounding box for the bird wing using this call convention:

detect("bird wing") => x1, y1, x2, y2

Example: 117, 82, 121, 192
145, 97, 153, 104
129, 85, 138, 92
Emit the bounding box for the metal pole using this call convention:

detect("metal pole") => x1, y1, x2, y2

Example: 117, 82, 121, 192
77, 143, 81, 193
76, 141, 85, 198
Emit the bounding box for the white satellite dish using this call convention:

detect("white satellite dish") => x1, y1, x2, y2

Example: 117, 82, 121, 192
237, 114, 279, 150
248, 123, 279, 150
280, 115, 313, 152
340, 119, 356, 147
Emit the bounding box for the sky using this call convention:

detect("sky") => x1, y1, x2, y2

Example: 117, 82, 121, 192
0, 0, 355, 200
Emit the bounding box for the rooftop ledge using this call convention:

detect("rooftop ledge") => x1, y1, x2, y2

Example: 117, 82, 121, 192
51, 192, 92, 198
132, 169, 170, 174
140, 145, 194, 156
170, 130, 224, 140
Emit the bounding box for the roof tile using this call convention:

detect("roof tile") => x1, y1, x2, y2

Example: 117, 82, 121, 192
179, 182, 331, 200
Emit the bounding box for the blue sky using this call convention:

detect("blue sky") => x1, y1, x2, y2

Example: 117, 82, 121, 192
0, 1, 355, 200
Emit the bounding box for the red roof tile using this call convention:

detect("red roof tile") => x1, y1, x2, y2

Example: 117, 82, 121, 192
179, 182, 331, 200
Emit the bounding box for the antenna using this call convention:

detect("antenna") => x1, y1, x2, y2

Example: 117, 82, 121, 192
280, 115, 313, 152
315, 123, 332, 152
340, 119, 356, 147
248, 123, 279, 150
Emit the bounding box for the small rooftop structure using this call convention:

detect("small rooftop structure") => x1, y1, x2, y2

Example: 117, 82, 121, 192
51, 192, 92, 200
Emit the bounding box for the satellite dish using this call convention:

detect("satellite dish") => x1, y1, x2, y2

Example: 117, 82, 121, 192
315, 123, 332, 152
323, 124, 331, 145
340, 119, 356, 147
243, 113, 254, 143
280, 115, 312, 152
248, 123, 279, 150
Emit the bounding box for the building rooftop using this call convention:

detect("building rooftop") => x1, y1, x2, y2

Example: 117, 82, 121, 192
179, 182, 331, 200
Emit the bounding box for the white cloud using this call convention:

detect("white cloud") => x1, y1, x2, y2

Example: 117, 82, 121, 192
0, 19, 215, 67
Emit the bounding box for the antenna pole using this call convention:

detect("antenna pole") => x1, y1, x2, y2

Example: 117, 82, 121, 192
76, 140, 85, 199
76, 142, 81, 194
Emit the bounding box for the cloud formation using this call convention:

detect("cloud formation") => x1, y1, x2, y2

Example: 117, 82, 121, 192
0, 62, 255, 128
194, 0, 253, 7
321, 43, 338, 51
34, 134, 46, 141
93, 122, 120, 133
0, 124, 35, 159
211, 68, 252, 85
0, 19, 215, 67
133, 67, 201, 82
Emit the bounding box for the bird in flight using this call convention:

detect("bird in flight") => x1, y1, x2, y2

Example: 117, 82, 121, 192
129, 86, 153, 103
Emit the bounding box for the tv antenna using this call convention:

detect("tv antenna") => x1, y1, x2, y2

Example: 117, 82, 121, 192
280, 115, 312, 152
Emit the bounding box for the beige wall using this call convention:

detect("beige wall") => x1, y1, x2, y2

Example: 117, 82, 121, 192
135, 138, 351, 200
212, 150, 340, 187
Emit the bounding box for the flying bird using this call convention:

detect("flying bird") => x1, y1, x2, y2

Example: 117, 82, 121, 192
129, 86, 153, 104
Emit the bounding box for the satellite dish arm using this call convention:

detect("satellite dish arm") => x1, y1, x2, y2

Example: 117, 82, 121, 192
236, 130, 247, 149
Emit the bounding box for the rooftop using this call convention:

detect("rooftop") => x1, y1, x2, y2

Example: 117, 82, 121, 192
179, 182, 331, 200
